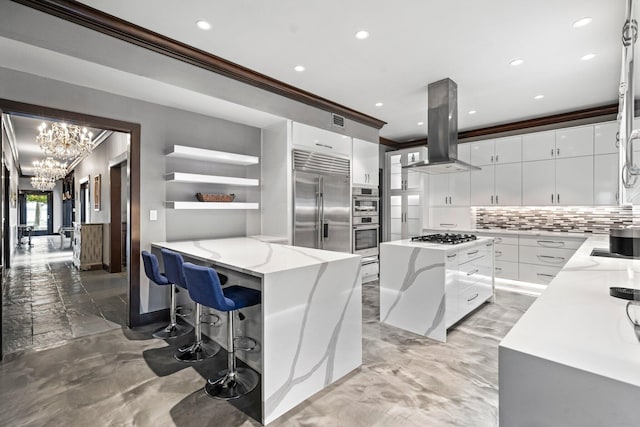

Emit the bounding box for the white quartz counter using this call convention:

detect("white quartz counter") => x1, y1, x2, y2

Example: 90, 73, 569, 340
424, 227, 597, 238
151, 237, 359, 278
499, 236, 640, 426
500, 235, 640, 386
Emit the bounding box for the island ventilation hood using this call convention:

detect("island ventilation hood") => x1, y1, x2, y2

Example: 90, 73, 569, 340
403, 78, 480, 174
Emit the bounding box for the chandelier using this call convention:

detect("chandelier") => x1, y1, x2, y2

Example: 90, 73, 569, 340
32, 157, 67, 180
37, 121, 94, 161
30, 176, 56, 191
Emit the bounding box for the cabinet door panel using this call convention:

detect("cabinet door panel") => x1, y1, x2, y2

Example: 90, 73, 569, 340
429, 174, 449, 206
594, 122, 618, 155
495, 163, 522, 206
292, 122, 351, 157
594, 153, 618, 205
494, 136, 522, 164
450, 172, 470, 206
470, 166, 494, 206
555, 156, 594, 205
353, 138, 378, 186
522, 131, 555, 162
389, 154, 402, 190
470, 140, 494, 166
556, 126, 594, 158
522, 160, 555, 205
458, 143, 471, 163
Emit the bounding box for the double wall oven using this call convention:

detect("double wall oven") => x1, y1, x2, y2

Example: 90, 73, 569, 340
353, 187, 380, 282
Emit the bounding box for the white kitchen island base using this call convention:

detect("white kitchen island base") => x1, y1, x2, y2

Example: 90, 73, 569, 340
151, 238, 362, 424
380, 238, 494, 342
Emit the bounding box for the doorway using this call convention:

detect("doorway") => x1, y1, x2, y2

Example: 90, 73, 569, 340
18, 191, 53, 236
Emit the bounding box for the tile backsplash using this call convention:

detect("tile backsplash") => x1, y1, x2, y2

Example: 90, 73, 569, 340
473, 206, 640, 234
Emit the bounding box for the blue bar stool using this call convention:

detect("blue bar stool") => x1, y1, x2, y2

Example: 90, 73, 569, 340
162, 249, 225, 362
141, 251, 193, 339
183, 262, 261, 400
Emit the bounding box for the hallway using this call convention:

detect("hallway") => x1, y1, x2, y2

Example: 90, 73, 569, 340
2, 235, 127, 355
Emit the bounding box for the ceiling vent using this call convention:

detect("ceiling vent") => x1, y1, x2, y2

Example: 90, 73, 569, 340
331, 113, 345, 128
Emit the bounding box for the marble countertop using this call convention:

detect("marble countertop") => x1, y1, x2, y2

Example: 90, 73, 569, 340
424, 227, 593, 239
151, 237, 359, 278
382, 237, 494, 252
500, 235, 640, 387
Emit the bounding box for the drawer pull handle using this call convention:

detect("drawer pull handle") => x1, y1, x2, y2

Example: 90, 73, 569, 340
495, 250, 502, 256
440, 223, 457, 227
495, 237, 503, 243
537, 255, 565, 263
466, 269, 479, 276
495, 267, 503, 272
467, 293, 479, 302
486, 243, 493, 247
536, 240, 565, 247
467, 250, 479, 255
315, 143, 333, 149
447, 254, 457, 259
537, 273, 555, 279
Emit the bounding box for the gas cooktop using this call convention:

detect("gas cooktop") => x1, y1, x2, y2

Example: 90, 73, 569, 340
411, 233, 477, 245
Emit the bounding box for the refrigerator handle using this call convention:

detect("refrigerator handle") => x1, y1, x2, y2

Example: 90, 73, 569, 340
323, 223, 329, 239
316, 178, 323, 249
319, 177, 325, 248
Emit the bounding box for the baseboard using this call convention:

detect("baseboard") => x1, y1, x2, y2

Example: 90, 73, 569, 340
138, 308, 169, 326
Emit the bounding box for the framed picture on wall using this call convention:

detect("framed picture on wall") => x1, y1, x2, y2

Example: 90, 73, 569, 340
94, 174, 101, 211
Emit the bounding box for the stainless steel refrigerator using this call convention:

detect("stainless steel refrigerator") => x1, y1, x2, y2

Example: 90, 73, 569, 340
293, 150, 350, 253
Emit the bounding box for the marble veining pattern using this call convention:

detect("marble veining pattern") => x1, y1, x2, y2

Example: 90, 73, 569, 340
0, 284, 535, 426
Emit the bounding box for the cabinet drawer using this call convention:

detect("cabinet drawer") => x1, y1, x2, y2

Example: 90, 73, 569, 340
519, 235, 585, 250
495, 261, 519, 280
460, 282, 493, 314
458, 243, 492, 265
291, 122, 351, 158
459, 262, 493, 289
518, 263, 561, 285
519, 246, 575, 267
361, 261, 379, 279
494, 243, 518, 262
477, 233, 518, 246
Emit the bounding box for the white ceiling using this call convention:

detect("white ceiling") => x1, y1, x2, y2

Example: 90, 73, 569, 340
75, 0, 631, 141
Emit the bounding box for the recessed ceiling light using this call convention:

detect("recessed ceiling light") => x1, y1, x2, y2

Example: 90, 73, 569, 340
355, 30, 370, 40
581, 53, 596, 61
534, 94, 545, 100
417, 122, 424, 126
573, 17, 592, 28
294, 65, 305, 72
509, 58, 524, 66
196, 20, 212, 30
468, 110, 477, 115
375, 102, 383, 107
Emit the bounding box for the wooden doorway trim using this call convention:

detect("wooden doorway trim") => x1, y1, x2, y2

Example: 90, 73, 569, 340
108, 155, 124, 274
0, 98, 143, 327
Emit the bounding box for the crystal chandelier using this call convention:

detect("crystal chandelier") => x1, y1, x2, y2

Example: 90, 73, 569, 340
32, 157, 67, 180
30, 176, 56, 191
37, 121, 94, 161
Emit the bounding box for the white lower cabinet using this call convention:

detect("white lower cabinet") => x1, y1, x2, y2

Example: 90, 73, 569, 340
495, 261, 519, 280
519, 245, 575, 267
518, 263, 562, 285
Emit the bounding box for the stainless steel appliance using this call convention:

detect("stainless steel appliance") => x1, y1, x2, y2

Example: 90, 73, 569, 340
353, 216, 380, 257
411, 233, 477, 244
293, 150, 351, 252
353, 188, 379, 217
610, 227, 640, 257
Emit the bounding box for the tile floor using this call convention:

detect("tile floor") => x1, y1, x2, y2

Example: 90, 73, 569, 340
0, 271, 536, 426
2, 235, 127, 355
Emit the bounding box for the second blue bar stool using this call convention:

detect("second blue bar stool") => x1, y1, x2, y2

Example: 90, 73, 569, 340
162, 249, 222, 362
183, 262, 261, 399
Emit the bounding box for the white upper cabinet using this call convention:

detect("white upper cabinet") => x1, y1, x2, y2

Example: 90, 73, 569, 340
470, 136, 521, 166
494, 136, 522, 164
291, 122, 351, 158
457, 143, 471, 163
522, 131, 556, 162
352, 138, 379, 187
470, 140, 494, 166
522, 160, 556, 205
594, 153, 619, 205
469, 167, 494, 205
429, 172, 470, 206
495, 163, 522, 205
555, 156, 594, 205
594, 122, 618, 155
555, 126, 594, 158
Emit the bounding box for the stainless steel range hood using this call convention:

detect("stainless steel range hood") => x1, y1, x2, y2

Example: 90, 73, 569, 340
403, 78, 480, 174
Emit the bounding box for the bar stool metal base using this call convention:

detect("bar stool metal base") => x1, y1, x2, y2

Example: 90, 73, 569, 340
174, 337, 220, 363
204, 368, 259, 400
152, 322, 193, 340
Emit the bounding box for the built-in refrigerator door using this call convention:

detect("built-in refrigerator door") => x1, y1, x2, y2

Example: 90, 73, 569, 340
320, 174, 351, 253
293, 170, 320, 249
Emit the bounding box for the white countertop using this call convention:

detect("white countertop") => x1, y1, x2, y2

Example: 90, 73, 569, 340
382, 237, 494, 252
151, 237, 359, 277
500, 235, 640, 387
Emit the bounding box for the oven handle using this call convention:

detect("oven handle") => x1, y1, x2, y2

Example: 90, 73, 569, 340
353, 224, 380, 231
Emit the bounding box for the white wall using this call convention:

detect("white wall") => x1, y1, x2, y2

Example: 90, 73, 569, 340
2, 124, 19, 257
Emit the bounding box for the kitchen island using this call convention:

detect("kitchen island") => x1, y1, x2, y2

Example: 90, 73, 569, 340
151, 237, 362, 425
380, 237, 495, 342
499, 235, 640, 426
